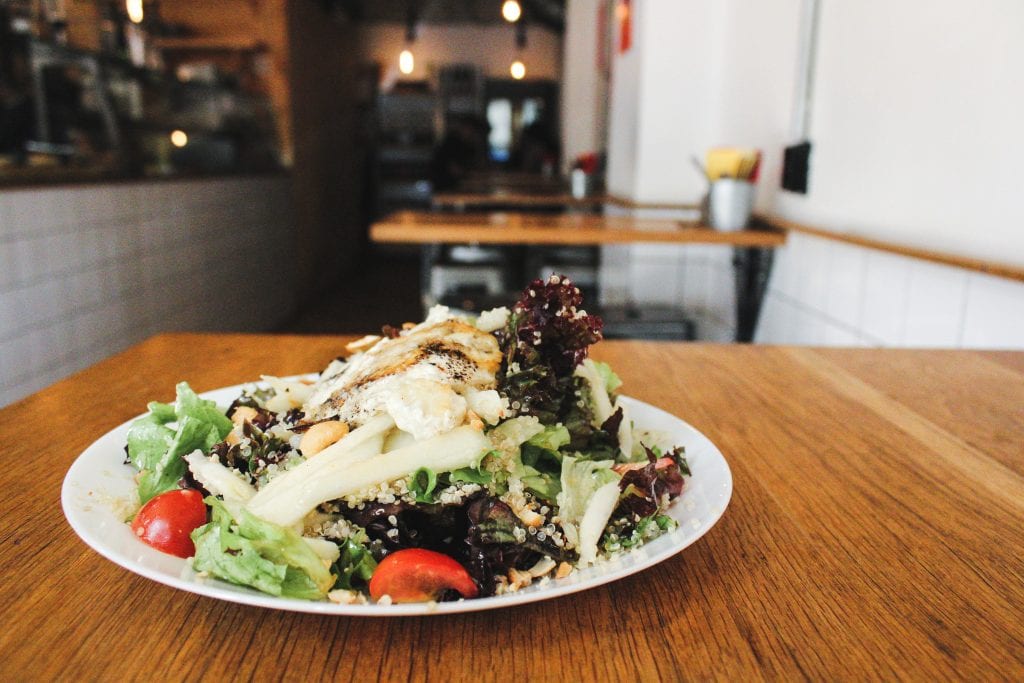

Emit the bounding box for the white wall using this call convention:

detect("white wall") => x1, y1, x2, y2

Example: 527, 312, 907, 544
776, 0, 1024, 268
606, 0, 1024, 267
597, 0, 1024, 348
712, 0, 802, 214
561, 0, 607, 170
606, 1, 721, 202
631, 1, 721, 203
0, 176, 296, 407
358, 23, 562, 84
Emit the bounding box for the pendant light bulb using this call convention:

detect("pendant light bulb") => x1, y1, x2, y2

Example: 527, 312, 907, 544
399, 49, 415, 75
126, 0, 144, 24
502, 1, 522, 23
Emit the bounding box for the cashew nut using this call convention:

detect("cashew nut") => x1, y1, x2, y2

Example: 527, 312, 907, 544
516, 508, 544, 528
300, 420, 349, 457
231, 406, 259, 427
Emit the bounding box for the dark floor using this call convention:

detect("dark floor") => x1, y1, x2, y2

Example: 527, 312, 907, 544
279, 251, 423, 335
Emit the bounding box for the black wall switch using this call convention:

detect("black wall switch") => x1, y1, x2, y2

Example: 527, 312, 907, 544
782, 141, 812, 194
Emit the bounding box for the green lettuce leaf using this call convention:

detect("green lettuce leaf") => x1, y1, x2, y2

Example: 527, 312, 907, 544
173, 382, 233, 434
519, 464, 561, 503
191, 498, 335, 600
515, 424, 570, 503
557, 456, 621, 564
191, 512, 291, 597
449, 466, 493, 485
591, 360, 623, 393
557, 456, 619, 528
410, 467, 438, 503
332, 534, 377, 590
127, 383, 234, 504
126, 414, 174, 471
526, 424, 570, 452
138, 416, 222, 503
146, 401, 177, 423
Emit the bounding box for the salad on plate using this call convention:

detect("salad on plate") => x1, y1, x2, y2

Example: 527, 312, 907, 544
123, 275, 691, 605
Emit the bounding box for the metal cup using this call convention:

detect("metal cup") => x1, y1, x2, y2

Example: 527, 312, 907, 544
708, 179, 755, 231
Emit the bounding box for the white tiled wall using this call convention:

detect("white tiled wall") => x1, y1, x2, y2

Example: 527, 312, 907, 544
599, 205, 738, 342
0, 176, 296, 407
755, 232, 1024, 349
599, 242, 737, 342
598, 218, 1024, 349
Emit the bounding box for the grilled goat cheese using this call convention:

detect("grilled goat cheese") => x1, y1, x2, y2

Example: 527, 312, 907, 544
303, 317, 503, 440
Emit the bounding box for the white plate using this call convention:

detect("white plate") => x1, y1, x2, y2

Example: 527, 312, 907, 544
61, 384, 732, 616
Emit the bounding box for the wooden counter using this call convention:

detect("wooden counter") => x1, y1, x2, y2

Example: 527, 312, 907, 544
431, 192, 702, 213
2, 334, 1023, 679
432, 192, 607, 210
371, 210, 785, 247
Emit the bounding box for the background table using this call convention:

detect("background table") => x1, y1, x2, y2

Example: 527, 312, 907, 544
2, 335, 1022, 679
371, 210, 785, 341
431, 192, 703, 213
432, 191, 608, 211
371, 210, 784, 247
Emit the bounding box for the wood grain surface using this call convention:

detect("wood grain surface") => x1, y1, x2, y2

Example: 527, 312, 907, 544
1, 335, 1022, 680
371, 210, 786, 247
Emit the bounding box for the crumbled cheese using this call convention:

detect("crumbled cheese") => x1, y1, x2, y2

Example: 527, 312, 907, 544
327, 589, 366, 605
475, 306, 510, 332
465, 388, 507, 425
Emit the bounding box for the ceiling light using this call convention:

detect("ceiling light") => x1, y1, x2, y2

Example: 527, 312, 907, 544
510, 60, 526, 80
170, 130, 188, 148
399, 49, 415, 75
126, 0, 144, 24
502, 0, 521, 23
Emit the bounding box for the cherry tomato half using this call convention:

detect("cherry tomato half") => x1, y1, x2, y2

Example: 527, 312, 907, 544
130, 489, 208, 558
369, 548, 479, 603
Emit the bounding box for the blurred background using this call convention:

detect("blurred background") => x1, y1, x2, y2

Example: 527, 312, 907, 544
2, 0, 1023, 407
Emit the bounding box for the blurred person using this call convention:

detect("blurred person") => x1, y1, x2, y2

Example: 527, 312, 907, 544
513, 119, 559, 175
431, 113, 488, 191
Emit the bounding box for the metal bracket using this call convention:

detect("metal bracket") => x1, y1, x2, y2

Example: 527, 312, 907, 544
733, 247, 774, 343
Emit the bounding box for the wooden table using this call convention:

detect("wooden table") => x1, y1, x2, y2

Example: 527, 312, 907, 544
432, 191, 609, 210
431, 192, 703, 213
2, 335, 1022, 679
371, 210, 785, 341
372, 210, 784, 247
